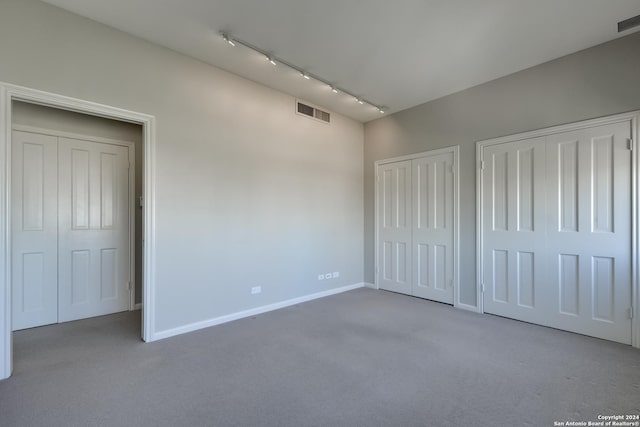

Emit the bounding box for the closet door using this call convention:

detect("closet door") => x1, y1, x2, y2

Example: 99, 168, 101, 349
11, 131, 59, 330
58, 137, 131, 322
480, 120, 633, 344
377, 161, 412, 295
411, 153, 455, 303
546, 122, 632, 343
481, 137, 548, 323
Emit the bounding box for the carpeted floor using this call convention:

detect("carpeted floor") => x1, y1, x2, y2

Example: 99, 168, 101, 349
0, 288, 638, 427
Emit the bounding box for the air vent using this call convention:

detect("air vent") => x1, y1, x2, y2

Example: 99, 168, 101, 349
618, 14, 640, 32
296, 101, 330, 124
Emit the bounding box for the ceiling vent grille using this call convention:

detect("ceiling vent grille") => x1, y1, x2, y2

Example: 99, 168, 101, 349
296, 101, 330, 124
618, 14, 640, 32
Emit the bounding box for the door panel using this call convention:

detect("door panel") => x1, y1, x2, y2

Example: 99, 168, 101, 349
377, 161, 412, 295
412, 153, 454, 303
482, 137, 547, 323
11, 131, 58, 330
58, 137, 130, 322
546, 123, 632, 344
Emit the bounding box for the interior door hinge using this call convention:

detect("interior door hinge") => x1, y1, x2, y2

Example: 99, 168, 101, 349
480, 283, 485, 293
128, 281, 132, 291
630, 307, 634, 319
628, 138, 634, 151
480, 160, 485, 170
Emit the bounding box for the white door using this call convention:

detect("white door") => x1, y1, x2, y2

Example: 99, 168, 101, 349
481, 137, 548, 323
377, 160, 412, 295
58, 137, 131, 322
412, 153, 455, 303
545, 123, 632, 343
11, 131, 131, 331
11, 131, 59, 330
480, 121, 632, 344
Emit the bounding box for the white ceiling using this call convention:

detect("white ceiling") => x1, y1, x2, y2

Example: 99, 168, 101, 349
41, 0, 640, 122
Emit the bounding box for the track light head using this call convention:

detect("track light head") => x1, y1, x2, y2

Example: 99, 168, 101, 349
221, 33, 235, 47
357, 98, 364, 105
331, 86, 339, 94
266, 56, 277, 66
301, 72, 310, 80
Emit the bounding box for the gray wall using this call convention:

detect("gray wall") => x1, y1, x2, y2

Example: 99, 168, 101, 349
11, 101, 144, 304
364, 31, 640, 306
0, 0, 363, 333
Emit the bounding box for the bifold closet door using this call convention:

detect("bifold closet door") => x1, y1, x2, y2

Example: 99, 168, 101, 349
545, 122, 632, 344
58, 137, 131, 322
412, 153, 455, 304
481, 121, 633, 344
377, 160, 412, 295
481, 137, 547, 323
11, 131, 59, 330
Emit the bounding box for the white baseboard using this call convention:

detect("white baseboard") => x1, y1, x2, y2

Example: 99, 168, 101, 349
363, 282, 376, 289
154, 283, 365, 341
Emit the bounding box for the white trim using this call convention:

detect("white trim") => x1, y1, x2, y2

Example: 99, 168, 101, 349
0, 82, 157, 380
154, 283, 365, 341
476, 110, 640, 348
633, 115, 640, 349
475, 140, 485, 314
477, 111, 640, 147
127, 144, 136, 311
0, 85, 11, 381
374, 164, 380, 291
451, 146, 462, 310
363, 282, 376, 289
373, 146, 460, 308
11, 124, 136, 148
374, 146, 457, 166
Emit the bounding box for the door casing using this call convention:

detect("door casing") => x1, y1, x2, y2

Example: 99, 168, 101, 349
0, 82, 158, 381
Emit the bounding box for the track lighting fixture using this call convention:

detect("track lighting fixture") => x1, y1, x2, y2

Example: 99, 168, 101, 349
220, 31, 385, 113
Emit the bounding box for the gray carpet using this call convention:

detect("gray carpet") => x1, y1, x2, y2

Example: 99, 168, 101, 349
0, 288, 638, 427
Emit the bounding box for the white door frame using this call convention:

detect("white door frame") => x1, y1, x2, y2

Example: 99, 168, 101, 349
476, 111, 640, 348
374, 145, 461, 307
12, 124, 138, 312
0, 82, 158, 380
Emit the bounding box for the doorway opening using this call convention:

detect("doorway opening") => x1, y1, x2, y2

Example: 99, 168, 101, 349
0, 82, 157, 380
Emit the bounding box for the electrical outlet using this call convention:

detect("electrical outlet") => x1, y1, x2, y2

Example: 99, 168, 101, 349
332, 272, 339, 278
318, 274, 325, 280
251, 286, 262, 295
325, 272, 332, 279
